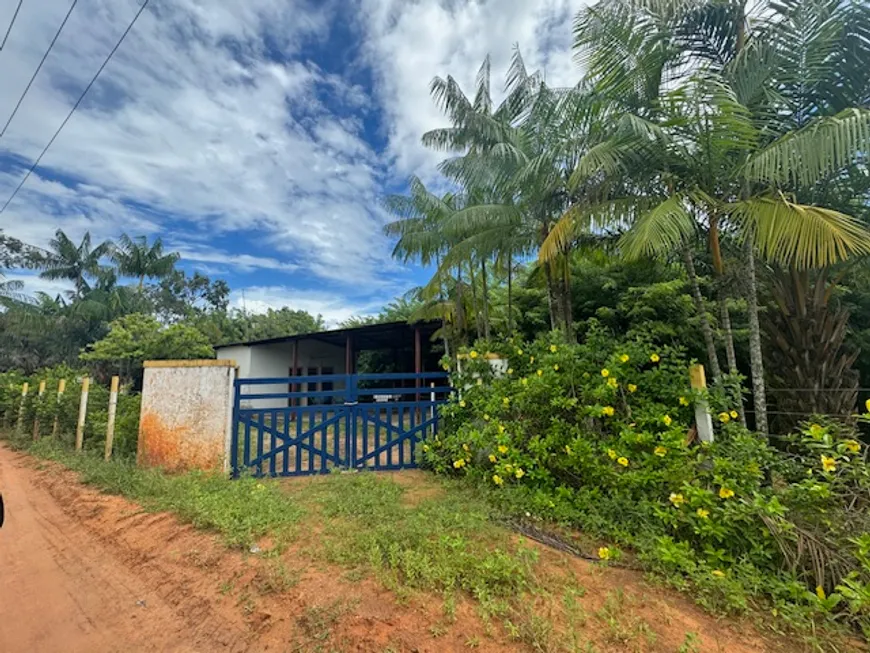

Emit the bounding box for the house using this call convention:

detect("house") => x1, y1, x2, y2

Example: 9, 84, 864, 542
215, 320, 443, 408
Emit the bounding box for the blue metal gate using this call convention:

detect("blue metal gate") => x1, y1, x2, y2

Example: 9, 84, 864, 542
231, 372, 451, 477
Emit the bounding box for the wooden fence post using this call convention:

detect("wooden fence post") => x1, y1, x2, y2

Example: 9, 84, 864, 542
104, 376, 119, 461
32, 380, 46, 440
16, 382, 28, 434
52, 379, 66, 436
689, 364, 715, 443
75, 377, 89, 451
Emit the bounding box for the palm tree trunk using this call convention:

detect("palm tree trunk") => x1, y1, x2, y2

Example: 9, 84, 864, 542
744, 239, 769, 436
138, 274, 145, 289
718, 294, 738, 375
682, 242, 722, 384
507, 250, 513, 334
544, 263, 558, 331
480, 258, 491, 341
561, 257, 574, 339
454, 265, 466, 343
468, 262, 482, 340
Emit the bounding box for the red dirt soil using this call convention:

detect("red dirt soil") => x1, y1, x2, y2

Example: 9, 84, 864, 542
0, 444, 796, 652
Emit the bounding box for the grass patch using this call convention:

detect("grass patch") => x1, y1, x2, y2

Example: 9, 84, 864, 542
297, 472, 538, 604
21, 437, 304, 549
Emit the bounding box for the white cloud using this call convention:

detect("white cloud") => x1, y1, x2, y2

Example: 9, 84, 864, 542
229, 285, 382, 326
0, 0, 393, 289
3, 271, 73, 299
172, 244, 299, 274
359, 0, 587, 182
0, 0, 583, 315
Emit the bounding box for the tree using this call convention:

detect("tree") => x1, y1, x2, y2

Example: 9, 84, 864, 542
80, 313, 213, 382
559, 0, 870, 434
36, 230, 113, 298
112, 234, 179, 289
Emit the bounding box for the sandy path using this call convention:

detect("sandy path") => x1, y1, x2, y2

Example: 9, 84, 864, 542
0, 445, 240, 653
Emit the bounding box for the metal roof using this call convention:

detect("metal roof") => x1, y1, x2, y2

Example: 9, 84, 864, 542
214, 320, 441, 350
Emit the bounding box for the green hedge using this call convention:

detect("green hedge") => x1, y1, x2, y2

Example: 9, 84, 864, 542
0, 365, 140, 458
429, 326, 870, 641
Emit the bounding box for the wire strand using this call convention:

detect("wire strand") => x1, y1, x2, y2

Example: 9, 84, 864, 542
0, 0, 150, 214
1, 0, 79, 137
0, 0, 24, 50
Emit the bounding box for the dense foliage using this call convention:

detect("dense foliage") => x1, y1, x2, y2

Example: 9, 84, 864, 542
429, 336, 870, 641
0, 366, 141, 457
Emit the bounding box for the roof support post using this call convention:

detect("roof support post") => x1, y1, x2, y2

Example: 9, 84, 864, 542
345, 334, 354, 375
414, 326, 422, 403
292, 340, 299, 410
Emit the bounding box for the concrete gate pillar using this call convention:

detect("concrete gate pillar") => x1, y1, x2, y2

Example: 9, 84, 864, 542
138, 360, 237, 472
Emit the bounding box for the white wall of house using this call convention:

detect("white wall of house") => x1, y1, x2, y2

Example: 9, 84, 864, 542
216, 345, 251, 377
216, 339, 347, 409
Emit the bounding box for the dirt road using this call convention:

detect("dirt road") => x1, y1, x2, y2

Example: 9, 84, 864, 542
0, 445, 246, 653
0, 443, 783, 653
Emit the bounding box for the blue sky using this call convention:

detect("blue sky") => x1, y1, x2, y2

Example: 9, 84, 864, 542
0, 0, 583, 324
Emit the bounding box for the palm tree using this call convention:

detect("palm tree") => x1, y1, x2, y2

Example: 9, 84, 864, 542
558, 0, 870, 434
112, 233, 179, 289
37, 230, 113, 298
384, 177, 471, 353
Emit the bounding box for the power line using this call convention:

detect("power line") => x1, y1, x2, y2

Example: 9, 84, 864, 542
0, 0, 151, 215
0, 0, 79, 137
0, 0, 24, 50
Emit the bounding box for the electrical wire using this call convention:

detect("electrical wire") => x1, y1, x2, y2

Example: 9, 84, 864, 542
0, 0, 79, 137
0, 0, 151, 215
0, 0, 24, 50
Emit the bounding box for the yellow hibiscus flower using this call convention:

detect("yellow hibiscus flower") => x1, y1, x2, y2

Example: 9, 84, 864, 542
469, 350, 478, 359
607, 449, 617, 459
488, 454, 497, 463
602, 406, 615, 417
553, 364, 560, 371
719, 487, 735, 499
650, 353, 660, 363
515, 468, 525, 479
729, 410, 739, 419
679, 396, 690, 406
550, 344, 558, 353
627, 383, 637, 393
821, 455, 837, 472
453, 459, 466, 469
619, 354, 629, 363
598, 547, 611, 560
845, 439, 861, 454
617, 457, 629, 467
669, 493, 686, 506
498, 445, 508, 454
654, 446, 667, 457
718, 412, 730, 424
696, 508, 710, 518
601, 368, 610, 377
537, 369, 543, 376
459, 400, 467, 408
607, 377, 618, 389
662, 415, 672, 427
492, 474, 503, 486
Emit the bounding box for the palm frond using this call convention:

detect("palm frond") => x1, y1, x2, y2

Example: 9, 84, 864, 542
744, 108, 870, 187
619, 194, 696, 261
732, 195, 870, 269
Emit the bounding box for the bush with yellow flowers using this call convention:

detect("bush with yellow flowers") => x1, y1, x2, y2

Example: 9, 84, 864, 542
426, 326, 870, 643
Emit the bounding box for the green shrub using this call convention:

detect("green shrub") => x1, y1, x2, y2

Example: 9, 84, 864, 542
428, 328, 870, 639
0, 366, 140, 457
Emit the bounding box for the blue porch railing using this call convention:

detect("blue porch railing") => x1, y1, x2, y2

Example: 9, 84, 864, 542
231, 372, 451, 477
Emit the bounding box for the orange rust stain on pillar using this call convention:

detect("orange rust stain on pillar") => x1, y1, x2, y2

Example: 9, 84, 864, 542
138, 412, 222, 472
